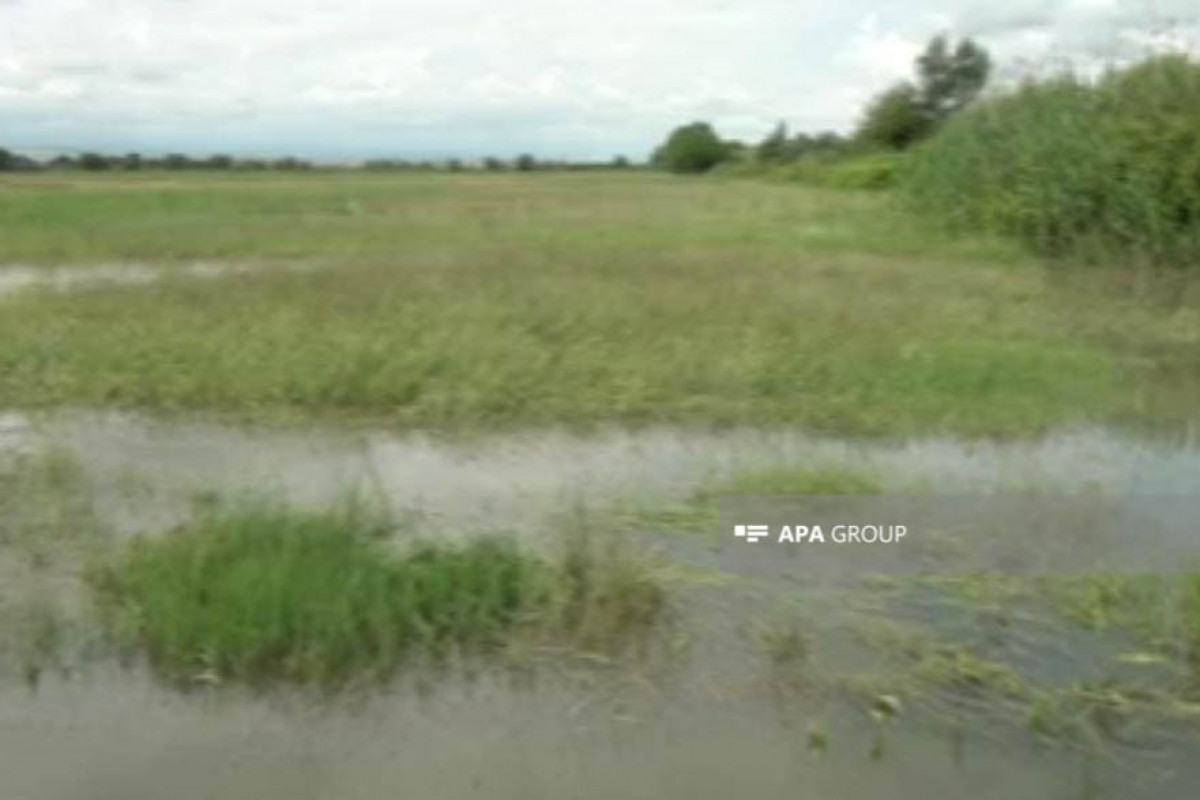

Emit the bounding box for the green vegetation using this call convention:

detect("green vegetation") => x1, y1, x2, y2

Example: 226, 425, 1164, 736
854, 34, 991, 152
89, 501, 664, 685
660, 34, 988, 185
905, 54, 1200, 269
751, 152, 909, 190
6, 171, 1190, 436
651, 122, 732, 174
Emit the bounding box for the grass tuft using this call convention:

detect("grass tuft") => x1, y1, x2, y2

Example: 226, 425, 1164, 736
89, 501, 666, 686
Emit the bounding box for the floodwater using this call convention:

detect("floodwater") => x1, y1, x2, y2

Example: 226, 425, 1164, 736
2, 410, 1198, 534
1, 411, 1199, 799
0, 261, 322, 300
0, 262, 244, 299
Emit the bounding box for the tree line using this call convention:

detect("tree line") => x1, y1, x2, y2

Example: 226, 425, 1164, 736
652, 33, 991, 173
0, 149, 638, 173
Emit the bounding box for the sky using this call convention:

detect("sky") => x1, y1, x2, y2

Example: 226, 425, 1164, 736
0, 0, 1197, 162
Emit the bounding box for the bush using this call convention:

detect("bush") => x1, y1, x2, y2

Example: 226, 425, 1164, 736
764, 152, 908, 190
652, 122, 730, 174
903, 54, 1200, 268
820, 153, 909, 190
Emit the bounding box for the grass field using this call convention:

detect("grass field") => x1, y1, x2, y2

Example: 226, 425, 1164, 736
0, 170, 1195, 436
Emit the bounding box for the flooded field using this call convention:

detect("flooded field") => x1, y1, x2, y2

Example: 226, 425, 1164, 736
2, 412, 1199, 799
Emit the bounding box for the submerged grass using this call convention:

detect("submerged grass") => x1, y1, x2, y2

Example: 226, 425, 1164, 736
3, 171, 1190, 437
89, 500, 665, 686
616, 462, 885, 537
0, 451, 107, 682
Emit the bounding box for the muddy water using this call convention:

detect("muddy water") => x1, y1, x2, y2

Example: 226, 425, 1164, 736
2, 412, 1200, 799
2, 411, 1198, 535
9, 661, 1194, 800
0, 663, 1125, 800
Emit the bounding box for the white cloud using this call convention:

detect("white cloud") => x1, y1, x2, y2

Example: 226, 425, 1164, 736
0, 1, 1195, 159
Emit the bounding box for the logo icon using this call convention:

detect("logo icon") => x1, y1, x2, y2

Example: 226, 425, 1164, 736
734, 524, 770, 543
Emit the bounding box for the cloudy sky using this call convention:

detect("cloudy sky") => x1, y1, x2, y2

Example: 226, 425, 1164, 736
0, 0, 1196, 161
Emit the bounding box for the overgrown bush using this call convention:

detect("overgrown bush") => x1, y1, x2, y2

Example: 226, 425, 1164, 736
764, 152, 908, 190
904, 54, 1200, 268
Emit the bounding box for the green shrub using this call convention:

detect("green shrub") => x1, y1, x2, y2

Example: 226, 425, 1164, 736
904, 54, 1200, 268
820, 153, 909, 190
652, 122, 731, 174
763, 153, 907, 190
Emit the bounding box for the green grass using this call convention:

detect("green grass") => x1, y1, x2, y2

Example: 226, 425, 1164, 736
89, 501, 665, 686
0, 171, 1194, 436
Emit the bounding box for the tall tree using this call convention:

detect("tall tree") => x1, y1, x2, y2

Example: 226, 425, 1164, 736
915, 34, 991, 124
855, 34, 991, 150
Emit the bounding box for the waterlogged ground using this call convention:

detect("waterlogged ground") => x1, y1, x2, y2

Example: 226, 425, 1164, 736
2, 413, 1200, 799
1, 173, 1198, 796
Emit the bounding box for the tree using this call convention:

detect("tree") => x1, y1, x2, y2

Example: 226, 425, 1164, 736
856, 82, 931, 150
855, 34, 991, 150
78, 152, 111, 171
756, 121, 790, 163
514, 153, 537, 171
653, 122, 729, 174
164, 153, 191, 170
916, 35, 991, 124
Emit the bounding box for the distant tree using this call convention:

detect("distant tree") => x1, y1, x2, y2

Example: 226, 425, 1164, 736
164, 153, 191, 170
206, 154, 233, 170
272, 157, 310, 171
446, 158, 464, 172
482, 157, 505, 171
855, 82, 931, 150
514, 153, 537, 171
0, 148, 14, 171
916, 34, 991, 124
78, 152, 111, 171
756, 121, 790, 163
48, 155, 76, 169
611, 155, 631, 169
120, 153, 142, 170
653, 122, 730, 174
